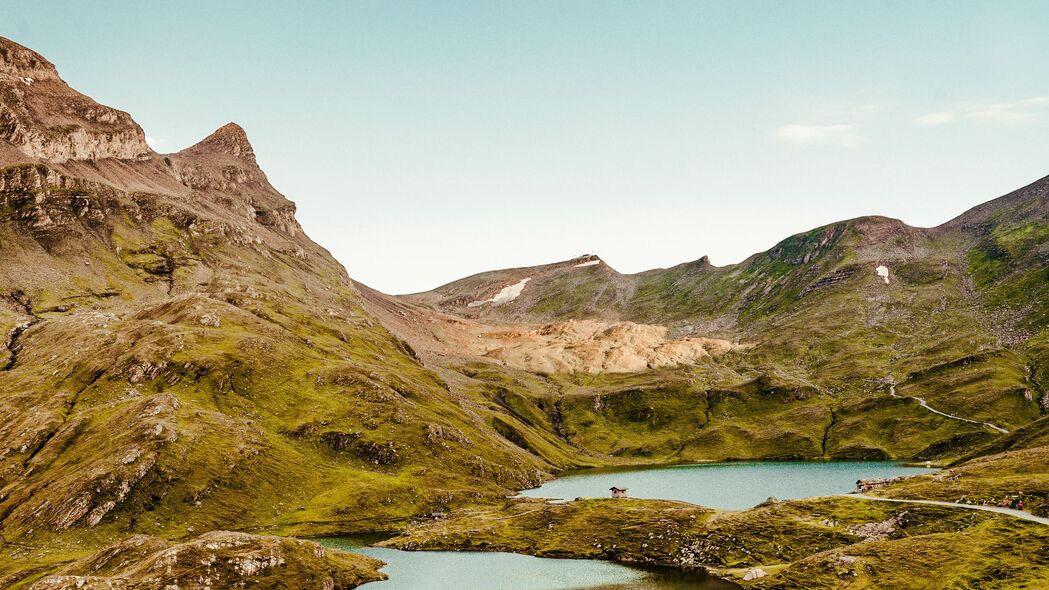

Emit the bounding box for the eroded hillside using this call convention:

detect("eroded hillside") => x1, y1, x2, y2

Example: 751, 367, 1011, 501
0, 36, 579, 587
395, 184, 1049, 459
1, 34, 1048, 589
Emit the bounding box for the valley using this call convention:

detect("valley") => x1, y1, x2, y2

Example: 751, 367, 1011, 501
0, 35, 1047, 589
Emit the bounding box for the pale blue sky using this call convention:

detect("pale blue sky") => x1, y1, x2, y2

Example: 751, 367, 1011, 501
4, 1, 1049, 293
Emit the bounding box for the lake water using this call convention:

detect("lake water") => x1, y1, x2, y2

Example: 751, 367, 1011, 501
520, 460, 938, 509
317, 461, 936, 589
318, 536, 739, 590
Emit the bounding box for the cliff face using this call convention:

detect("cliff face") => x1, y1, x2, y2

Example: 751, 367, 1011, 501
0, 35, 325, 306
168, 122, 304, 238
0, 37, 152, 163
2, 33, 1048, 589
0, 36, 557, 580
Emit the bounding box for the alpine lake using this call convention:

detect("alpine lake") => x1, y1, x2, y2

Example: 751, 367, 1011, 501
318, 461, 936, 589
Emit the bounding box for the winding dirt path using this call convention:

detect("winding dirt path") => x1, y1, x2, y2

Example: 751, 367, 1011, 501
889, 385, 1009, 434
841, 494, 1049, 526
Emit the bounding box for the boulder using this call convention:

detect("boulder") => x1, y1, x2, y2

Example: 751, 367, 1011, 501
743, 568, 768, 581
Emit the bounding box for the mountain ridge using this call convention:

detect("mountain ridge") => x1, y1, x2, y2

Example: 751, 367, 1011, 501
1, 34, 1047, 590
403, 179, 1047, 336
405, 169, 1049, 322
0, 36, 557, 567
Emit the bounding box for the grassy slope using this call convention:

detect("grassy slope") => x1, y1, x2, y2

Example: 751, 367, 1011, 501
871, 416, 1049, 518
0, 163, 565, 579
3, 531, 385, 589
382, 496, 1049, 587
754, 518, 1049, 590
4, 36, 1049, 588
407, 205, 1048, 467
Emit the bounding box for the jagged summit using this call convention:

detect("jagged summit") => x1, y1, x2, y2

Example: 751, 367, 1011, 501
2, 36, 1049, 589
180, 122, 257, 165
167, 120, 298, 230
572, 253, 602, 265
0, 36, 151, 163
0, 36, 60, 80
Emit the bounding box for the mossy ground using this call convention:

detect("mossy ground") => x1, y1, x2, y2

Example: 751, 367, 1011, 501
2, 531, 385, 589
3, 165, 1049, 588
872, 416, 1049, 518
381, 495, 1049, 587
753, 518, 1049, 590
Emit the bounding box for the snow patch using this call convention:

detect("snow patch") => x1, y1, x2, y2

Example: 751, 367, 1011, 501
18, 77, 33, 85
875, 265, 890, 284
574, 260, 600, 268
468, 278, 531, 307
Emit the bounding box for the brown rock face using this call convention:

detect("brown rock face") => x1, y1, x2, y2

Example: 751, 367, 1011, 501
0, 38, 60, 80
0, 36, 152, 163
168, 120, 303, 237
477, 319, 740, 374
181, 122, 258, 165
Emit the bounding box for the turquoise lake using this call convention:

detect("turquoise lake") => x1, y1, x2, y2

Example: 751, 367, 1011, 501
318, 536, 739, 590
519, 461, 938, 509
316, 461, 937, 588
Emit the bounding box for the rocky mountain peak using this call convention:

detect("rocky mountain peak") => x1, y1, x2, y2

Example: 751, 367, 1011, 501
0, 36, 60, 80
571, 254, 602, 265
181, 122, 257, 165
0, 37, 151, 163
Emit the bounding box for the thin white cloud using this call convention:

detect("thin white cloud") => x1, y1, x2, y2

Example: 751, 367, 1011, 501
774, 123, 864, 147
915, 111, 957, 126
967, 105, 1034, 123
915, 95, 1049, 126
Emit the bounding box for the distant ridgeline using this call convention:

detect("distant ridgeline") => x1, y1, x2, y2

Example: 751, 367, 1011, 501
1, 34, 1048, 589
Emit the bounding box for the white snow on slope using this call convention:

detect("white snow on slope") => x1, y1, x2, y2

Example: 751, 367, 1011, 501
467, 278, 531, 307
875, 265, 890, 285
19, 77, 33, 85
574, 260, 601, 268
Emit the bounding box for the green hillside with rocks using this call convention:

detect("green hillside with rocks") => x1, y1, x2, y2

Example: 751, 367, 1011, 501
1, 35, 1047, 589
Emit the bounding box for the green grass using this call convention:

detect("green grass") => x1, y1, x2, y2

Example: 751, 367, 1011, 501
3, 161, 1049, 589
380, 495, 1046, 587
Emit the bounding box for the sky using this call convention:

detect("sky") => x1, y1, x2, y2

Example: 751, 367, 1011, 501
3, 1, 1049, 294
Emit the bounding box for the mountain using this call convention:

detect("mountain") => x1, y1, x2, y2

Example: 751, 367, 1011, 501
0, 36, 569, 587
1, 35, 1047, 589
403, 181, 1049, 448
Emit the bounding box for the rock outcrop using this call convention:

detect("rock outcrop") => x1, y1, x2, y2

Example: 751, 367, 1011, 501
0, 37, 560, 582
180, 122, 257, 165
169, 122, 302, 237
480, 319, 740, 374
0, 37, 152, 163
27, 531, 385, 590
